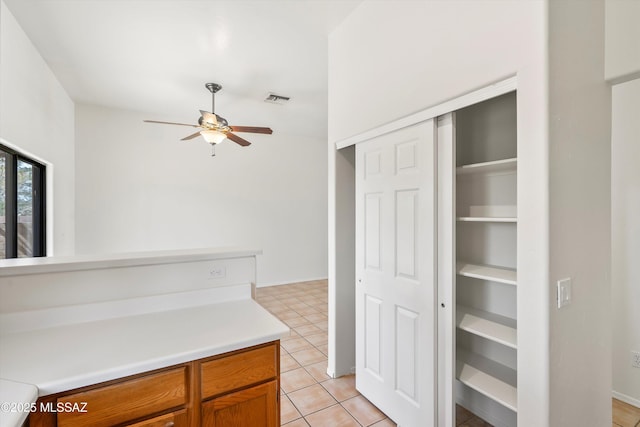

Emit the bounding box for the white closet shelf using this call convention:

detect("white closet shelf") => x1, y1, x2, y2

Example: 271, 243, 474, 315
456, 350, 517, 413
457, 263, 517, 286
457, 217, 517, 223
456, 305, 517, 349
456, 157, 517, 175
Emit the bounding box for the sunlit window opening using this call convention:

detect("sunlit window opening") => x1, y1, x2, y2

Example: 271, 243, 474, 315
0, 145, 46, 259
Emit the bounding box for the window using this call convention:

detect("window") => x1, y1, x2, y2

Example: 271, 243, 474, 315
0, 144, 46, 258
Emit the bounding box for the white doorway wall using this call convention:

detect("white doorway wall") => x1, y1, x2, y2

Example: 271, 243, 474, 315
327, 144, 356, 378
611, 77, 640, 407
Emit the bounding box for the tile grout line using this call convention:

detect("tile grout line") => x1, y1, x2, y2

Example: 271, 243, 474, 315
263, 284, 635, 427
258, 282, 392, 427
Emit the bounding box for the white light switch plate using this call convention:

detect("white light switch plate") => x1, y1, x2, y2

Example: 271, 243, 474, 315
557, 278, 572, 308
632, 351, 640, 369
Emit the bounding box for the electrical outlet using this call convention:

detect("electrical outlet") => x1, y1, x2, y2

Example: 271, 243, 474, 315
632, 351, 640, 369
208, 265, 226, 279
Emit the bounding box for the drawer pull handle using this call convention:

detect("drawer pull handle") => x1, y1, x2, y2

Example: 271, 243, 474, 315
165, 422, 175, 427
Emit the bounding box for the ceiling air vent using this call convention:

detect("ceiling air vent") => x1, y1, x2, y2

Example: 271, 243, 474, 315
264, 93, 290, 105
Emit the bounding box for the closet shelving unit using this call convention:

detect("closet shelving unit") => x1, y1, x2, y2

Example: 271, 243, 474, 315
456, 263, 517, 286
456, 305, 517, 349
456, 350, 518, 413
457, 217, 517, 223
454, 92, 518, 425
456, 157, 518, 175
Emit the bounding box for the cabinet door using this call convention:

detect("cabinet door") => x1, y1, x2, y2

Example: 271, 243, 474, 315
201, 380, 278, 427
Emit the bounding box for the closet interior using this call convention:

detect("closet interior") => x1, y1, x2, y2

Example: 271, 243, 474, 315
454, 92, 518, 426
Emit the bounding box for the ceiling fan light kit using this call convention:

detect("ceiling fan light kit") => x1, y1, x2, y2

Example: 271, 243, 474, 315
201, 130, 227, 144
143, 82, 273, 154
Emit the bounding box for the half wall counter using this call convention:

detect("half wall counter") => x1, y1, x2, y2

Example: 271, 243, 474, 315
0, 248, 288, 427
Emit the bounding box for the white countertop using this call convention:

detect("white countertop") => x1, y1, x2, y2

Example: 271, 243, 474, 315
0, 246, 261, 277
0, 298, 288, 426
1, 299, 287, 395
0, 379, 38, 427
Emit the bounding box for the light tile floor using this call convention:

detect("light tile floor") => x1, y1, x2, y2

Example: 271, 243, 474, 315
257, 280, 639, 427
256, 280, 394, 427
256, 280, 491, 427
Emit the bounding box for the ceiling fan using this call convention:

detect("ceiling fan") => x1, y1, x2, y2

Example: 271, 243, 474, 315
144, 83, 273, 154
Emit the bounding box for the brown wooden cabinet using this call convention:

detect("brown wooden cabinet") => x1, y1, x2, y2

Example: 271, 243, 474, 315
200, 344, 277, 399
125, 410, 188, 427
199, 344, 279, 427
201, 380, 278, 427
28, 341, 279, 427
57, 367, 187, 427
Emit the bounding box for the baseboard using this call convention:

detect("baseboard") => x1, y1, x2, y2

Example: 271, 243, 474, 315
613, 390, 640, 409
326, 368, 354, 379
256, 277, 328, 287
326, 367, 336, 379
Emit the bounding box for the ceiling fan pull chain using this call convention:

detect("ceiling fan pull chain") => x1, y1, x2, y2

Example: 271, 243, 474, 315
211, 144, 216, 157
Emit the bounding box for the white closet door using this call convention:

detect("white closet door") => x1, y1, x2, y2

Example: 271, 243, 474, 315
355, 120, 437, 427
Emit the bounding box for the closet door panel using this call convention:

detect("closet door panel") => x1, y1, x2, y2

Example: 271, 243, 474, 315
395, 189, 419, 279
364, 294, 382, 376
355, 120, 437, 427
364, 193, 383, 270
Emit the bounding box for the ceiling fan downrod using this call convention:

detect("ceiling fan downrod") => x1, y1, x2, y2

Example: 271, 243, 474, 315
205, 83, 222, 114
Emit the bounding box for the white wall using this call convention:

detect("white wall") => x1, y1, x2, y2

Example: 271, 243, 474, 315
607, 0, 640, 408
74, 103, 327, 286
605, 0, 640, 83
326, 144, 355, 378
611, 78, 640, 407
547, 2, 612, 426
0, 251, 256, 318
329, 1, 549, 425
0, 0, 75, 255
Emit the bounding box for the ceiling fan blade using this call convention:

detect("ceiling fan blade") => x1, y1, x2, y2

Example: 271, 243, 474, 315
226, 132, 251, 147
199, 110, 218, 125
181, 131, 203, 141
143, 120, 199, 128
230, 126, 273, 134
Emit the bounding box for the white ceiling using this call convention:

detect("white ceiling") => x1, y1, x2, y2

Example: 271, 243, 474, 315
3, 0, 362, 139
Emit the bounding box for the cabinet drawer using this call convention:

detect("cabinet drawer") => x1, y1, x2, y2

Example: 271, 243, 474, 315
125, 409, 188, 427
57, 367, 187, 427
201, 343, 278, 399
